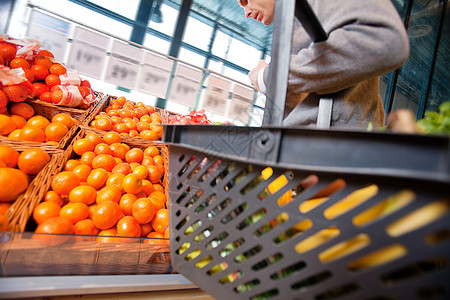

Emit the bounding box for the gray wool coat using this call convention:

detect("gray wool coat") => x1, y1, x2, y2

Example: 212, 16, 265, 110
268, 0, 410, 129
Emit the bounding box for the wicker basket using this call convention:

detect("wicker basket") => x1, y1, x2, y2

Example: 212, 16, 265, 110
2, 143, 64, 232
0, 127, 173, 277
0, 91, 105, 150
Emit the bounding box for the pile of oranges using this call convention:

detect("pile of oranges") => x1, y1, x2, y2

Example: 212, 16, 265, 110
90, 96, 163, 141
33, 131, 169, 244
0, 102, 77, 145
0, 144, 52, 231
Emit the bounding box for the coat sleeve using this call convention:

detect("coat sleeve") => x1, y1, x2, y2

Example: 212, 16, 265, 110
286, 0, 410, 95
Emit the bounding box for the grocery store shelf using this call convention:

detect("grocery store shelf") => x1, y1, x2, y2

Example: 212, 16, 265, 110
0, 274, 197, 299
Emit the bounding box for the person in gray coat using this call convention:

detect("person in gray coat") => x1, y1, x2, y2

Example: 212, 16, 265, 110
238, 0, 410, 129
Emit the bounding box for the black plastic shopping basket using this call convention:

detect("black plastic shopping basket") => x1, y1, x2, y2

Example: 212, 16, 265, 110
162, 1, 450, 299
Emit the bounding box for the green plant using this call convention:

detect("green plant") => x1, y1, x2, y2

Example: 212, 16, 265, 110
417, 101, 450, 135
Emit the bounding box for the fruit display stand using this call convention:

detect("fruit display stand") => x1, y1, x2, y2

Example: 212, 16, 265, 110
2, 143, 64, 232
0, 91, 105, 150
0, 126, 200, 298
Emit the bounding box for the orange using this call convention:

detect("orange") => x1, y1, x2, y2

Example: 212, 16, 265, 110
141, 156, 155, 167
150, 113, 162, 123
155, 163, 165, 177
95, 118, 112, 131
153, 155, 164, 165
86, 168, 109, 189
129, 130, 139, 138
0, 168, 28, 202
74, 219, 99, 235
92, 201, 122, 230
85, 133, 103, 146
0, 114, 16, 135
64, 159, 81, 172
0, 203, 11, 215
60, 202, 89, 223
33, 201, 61, 224
0, 145, 20, 168
150, 191, 167, 204
96, 185, 122, 204
45, 122, 68, 142
51, 171, 81, 195
18, 148, 51, 175
113, 123, 129, 134
27, 115, 50, 131
97, 228, 119, 243
10, 102, 34, 120
132, 197, 155, 224
0, 161, 6, 168
122, 173, 142, 194
72, 164, 92, 182
132, 165, 149, 180
91, 154, 116, 172
44, 191, 63, 206
10, 115, 27, 129
116, 215, 141, 237
110, 143, 128, 160
140, 222, 153, 237
144, 146, 159, 157
148, 196, 164, 211
106, 173, 125, 190
150, 208, 169, 234
88, 204, 97, 219
10, 57, 31, 69
145, 105, 155, 114
144, 231, 168, 245
19, 125, 46, 143
152, 183, 165, 193
73, 138, 95, 155
8, 129, 22, 140
147, 165, 162, 184
107, 109, 119, 117
129, 162, 140, 170
119, 194, 137, 216
141, 180, 155, 196
116, 96, 127, 106
38, 49, 54, 57
0, 214, 8, 231
140, 115, 152, 123
51, 113, 76, 129
110, 116, 123, 125
114, 157, 123, 164
94, 143, 112, 155
34, 55, 53, 69
69, 185, 97, 205
164, 227, 170, 239
79, 151, 96, 167
118, 109, 132, 119
139, 130, 153, 140
103, 131, 122, 145
125, 148, 144, 164
134, 108, 146, 119
35, 216, 74, 234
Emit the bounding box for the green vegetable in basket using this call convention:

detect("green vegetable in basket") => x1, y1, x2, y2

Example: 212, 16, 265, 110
416, 101, 450, 135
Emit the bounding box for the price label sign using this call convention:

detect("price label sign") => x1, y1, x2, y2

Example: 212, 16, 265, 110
104, 40, 143, 90
227, 84, 254, 122
137, 52, 173, 98
67, 27, 110, 79
27, 10, 70, 61
201, 75, 232, 116
169, 63, 202, 107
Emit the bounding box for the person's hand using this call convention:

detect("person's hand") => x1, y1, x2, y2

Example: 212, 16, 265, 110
248, 60, 268, 91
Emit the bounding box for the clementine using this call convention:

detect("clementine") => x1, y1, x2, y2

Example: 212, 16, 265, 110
92, 201, 122, 230
51, 171, 81, 195
17, 148, 51, 175
60, 202, 89, 223
132, 197, 155, 224
0, 168, 28, 202
33, 201, 61, 224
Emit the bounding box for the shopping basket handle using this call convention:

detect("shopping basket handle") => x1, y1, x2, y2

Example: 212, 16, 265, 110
263, 0, 328, 126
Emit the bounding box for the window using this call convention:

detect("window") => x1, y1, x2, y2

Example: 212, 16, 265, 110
183, 16, 212, 51
149, 1, 179, 37
87, 0, 140, 20
227, 37, 262, 71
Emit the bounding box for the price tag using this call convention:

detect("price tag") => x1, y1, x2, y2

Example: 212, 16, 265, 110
137, 52, 173, 98
169, 63, 202, 107
201, 75, 232, 116
104, 40, 143, 90
227, 84, 254, 122
27, 10, 70, 61
67, 27, 110, 79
